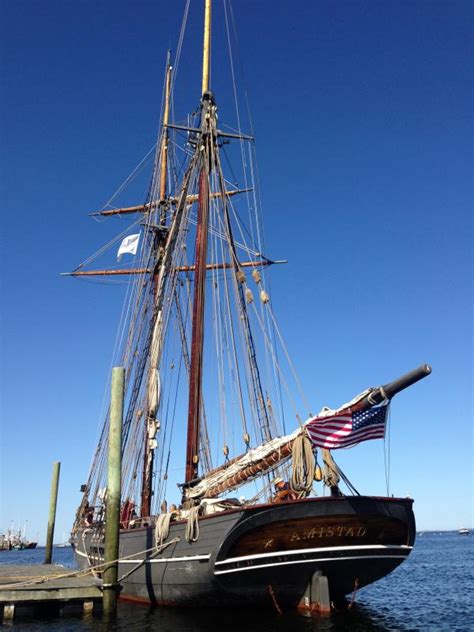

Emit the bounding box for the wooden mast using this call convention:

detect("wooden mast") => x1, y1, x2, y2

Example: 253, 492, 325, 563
185, 0, 213, 485
140, 57, 173, 518
159, 52, 172, 204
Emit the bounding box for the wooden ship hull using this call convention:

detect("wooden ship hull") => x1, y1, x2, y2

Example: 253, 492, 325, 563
72, 495, 414, 608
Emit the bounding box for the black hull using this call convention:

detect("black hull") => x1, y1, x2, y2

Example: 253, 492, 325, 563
72, 495, 415, 608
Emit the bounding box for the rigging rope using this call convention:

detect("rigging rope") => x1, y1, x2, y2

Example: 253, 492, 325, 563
98, 144, 157, 213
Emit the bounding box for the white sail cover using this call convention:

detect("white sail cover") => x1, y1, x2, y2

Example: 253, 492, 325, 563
314, 388, 371, 418
185, 426, 303, 499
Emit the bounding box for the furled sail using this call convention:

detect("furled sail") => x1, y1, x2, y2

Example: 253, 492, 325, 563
183, 426, 303, 500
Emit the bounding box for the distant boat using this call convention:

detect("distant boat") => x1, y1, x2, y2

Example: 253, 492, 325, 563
22, 541, 37, 550
57, 532, 71, 547
11, 538, 37, 550
458, 527, 469, 535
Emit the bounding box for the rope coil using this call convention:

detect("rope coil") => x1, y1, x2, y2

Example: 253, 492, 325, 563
185, 506, 201, 542
290, 432, 315, 494
155, 512, 173, 546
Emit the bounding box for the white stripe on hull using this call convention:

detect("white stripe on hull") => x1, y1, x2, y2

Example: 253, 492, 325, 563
214, 553, 410, 576
215, 544, 412, 566
74, 547, 210, 564
121, 555, 211, 564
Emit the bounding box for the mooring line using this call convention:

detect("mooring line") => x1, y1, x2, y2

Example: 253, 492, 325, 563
0, 538, 181, 590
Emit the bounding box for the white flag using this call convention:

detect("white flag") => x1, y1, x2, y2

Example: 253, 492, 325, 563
117, 233, 140, 261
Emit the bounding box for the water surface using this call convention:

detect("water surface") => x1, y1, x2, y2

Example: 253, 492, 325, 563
1, 532, 472, 631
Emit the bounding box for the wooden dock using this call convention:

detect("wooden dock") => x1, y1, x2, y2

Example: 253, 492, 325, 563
0, 564, 102, 621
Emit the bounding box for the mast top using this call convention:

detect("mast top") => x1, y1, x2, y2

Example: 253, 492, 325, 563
201, 0, 212, 96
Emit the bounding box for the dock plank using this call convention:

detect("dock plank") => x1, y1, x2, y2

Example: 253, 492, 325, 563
0, 564, 102, 604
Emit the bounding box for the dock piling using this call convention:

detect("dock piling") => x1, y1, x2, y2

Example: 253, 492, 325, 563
102, 367, 124, 617
44, 461, 61, 564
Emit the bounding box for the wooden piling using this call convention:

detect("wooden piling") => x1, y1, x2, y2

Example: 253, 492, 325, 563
102, 367, 124, 617
44, 462, 61, 564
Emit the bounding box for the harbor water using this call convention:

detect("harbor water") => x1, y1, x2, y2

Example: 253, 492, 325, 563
1, 531, 472, 631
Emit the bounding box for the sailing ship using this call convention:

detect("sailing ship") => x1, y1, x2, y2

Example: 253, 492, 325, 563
458, 527, 469, 536
69, 1, 431, 611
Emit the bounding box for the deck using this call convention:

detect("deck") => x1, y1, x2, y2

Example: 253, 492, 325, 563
0, 564, 102, 621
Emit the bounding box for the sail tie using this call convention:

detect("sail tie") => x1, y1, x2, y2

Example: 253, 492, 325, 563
367, 386, 389, 405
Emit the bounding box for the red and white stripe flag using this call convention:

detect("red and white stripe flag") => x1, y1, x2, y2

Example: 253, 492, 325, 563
305, 402, 388, 450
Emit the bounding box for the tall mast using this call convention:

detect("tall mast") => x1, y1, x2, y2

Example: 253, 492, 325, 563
185, 0, 214, 485
140, 55, 173, 518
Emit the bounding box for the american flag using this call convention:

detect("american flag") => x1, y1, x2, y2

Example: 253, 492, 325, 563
305, 402, 388, 450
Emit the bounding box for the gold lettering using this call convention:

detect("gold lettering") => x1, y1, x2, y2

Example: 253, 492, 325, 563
264, 539, 274, 549
286, 524, 367, 541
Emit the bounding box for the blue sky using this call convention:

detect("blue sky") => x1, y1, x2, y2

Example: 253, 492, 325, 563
1, 0, 472, 543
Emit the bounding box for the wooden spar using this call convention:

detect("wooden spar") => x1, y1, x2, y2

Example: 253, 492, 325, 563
62, 268, 151, 276
202, 0, 212, 95
159, 56, 172, 202
185, 165, 210, 484
89, 189, 250, 217
92, 203, 153, 217
62, 259, 286, 277
175, 188, 251, 205
185, 0, 214, 484
176, 259, 286, 272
